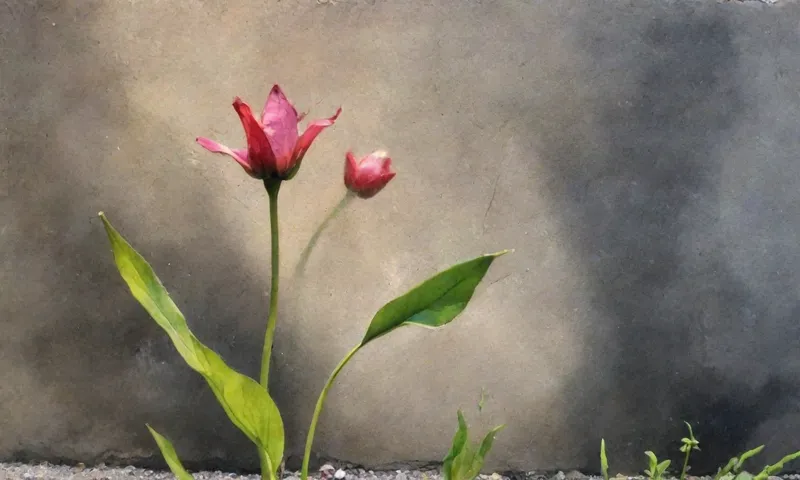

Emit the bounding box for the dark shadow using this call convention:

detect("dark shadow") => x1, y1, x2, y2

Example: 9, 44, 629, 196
519, 4, 800, 474
0, 2, 304, 473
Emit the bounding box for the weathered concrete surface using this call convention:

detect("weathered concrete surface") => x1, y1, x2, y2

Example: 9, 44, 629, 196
4, 0, 800, 475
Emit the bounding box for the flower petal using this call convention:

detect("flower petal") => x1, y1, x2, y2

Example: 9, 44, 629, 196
356, 155, 395, 191
233, 97, 276, 177
261, 85, 299, 173
196, 137, 258, 177
292, 106, 343, 170
344, 150, 359, 190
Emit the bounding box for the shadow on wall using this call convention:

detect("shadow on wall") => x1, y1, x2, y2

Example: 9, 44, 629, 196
526, 4, 800, 474
0, 2, 304, 473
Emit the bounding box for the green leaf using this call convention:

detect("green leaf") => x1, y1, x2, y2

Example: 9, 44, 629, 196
452, 441, 476, 480
600, 439, 609, 480
443, 410, 470, 480
100, 213, 284, 472
645, 452, 658, 472
146, 425, 194, 480
467, 423, 505, 478
360, 251, 509, 346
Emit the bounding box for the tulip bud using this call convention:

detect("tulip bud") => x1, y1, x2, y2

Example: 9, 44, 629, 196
344, 150, 396, 199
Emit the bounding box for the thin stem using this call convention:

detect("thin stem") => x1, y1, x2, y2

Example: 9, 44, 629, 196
261, 179, 282, 389
301, 344, 362, 480
294, 191, 355, 278
680, 450, 690, 480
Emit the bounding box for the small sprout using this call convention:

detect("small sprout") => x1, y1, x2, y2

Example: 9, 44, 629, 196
443, 410, 505, 480
600, 439, 609, 480
644, 451, 670, 480
679, 422, 700, 480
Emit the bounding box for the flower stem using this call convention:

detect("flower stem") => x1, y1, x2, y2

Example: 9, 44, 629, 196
294, 191, 355, 278
261, 179, 282, 389
300, 344, 362, 480
260, 179, 282, 480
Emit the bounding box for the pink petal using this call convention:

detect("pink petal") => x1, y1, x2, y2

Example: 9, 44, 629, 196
261, 85, 299, 174
233, 97, 276, 177
344, 151, 359, 190
196, 137, 257, 177
356, 155, 395, 190
292, 106, 343, 169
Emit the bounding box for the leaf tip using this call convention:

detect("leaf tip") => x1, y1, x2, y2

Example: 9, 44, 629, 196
98, 211, 112, 229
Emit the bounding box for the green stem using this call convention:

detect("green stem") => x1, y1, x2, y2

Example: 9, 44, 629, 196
261, 179, 282, 389
260, 179, 282, 480
680, 450, 691, 480
294, 191, 355, 278
300, 344, 362, 480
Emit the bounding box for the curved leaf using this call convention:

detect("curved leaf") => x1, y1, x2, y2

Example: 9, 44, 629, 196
466, 423, 504, 479
360, 251, 509, 346
147, 425, 194, 480
100, 213, 284, 472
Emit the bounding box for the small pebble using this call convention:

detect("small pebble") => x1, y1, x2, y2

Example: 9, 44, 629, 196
335, 469, 347, 479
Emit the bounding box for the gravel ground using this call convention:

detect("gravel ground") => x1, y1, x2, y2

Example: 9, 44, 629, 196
0, 464, 541, 480
2, 465, 800, 480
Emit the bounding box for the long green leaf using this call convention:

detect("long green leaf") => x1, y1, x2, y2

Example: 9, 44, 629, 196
443, 410, 470, 480
600, 439, 609, 480
360, 251, 509, 346
147, 425, 194, 480
100, 213, 284, 472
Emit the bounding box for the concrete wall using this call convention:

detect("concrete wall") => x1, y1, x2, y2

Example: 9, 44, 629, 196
4, 0, 800, 475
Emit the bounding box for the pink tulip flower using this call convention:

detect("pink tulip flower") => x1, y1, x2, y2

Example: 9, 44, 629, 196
197, 85, 341, 180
